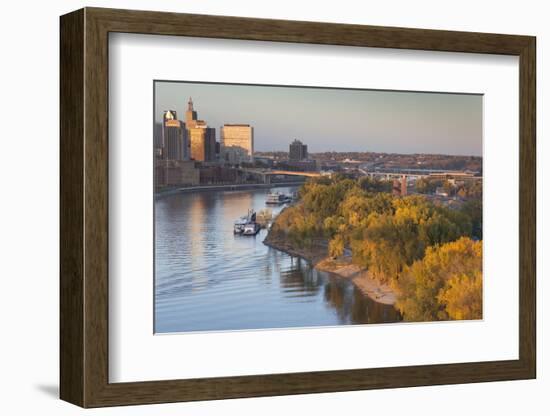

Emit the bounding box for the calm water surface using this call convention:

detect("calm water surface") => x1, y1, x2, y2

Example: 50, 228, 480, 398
155, 187, 400, 333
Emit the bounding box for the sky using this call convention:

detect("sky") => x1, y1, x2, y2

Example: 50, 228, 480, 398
154, 81, 482, 156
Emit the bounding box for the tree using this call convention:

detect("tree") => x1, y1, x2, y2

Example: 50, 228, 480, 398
415, 178, 440, 194
395, 237, 482, 322
463, 180, 483, 198
328, 234, 345, 258
442, 180, 455, 196
460, 198, 482, 239
358, 176, 392, 193
301, 179, 355, 220
351, 211, 426, 283
342, 195, 471, 284
438, 271, 482, 320
269, 176, 477, 309
269, 204, 319, 247
339, 188, 394, 228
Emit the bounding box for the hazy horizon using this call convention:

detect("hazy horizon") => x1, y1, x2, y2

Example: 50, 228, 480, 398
155, 81, 483, 157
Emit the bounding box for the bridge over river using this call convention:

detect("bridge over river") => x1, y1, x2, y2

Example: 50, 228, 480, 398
241, 168, 322, 184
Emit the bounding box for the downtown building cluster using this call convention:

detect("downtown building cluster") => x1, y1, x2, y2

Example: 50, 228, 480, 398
155, 98, 254, 188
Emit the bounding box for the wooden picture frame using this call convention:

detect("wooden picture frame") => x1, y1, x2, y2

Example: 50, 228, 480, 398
60, 7, 536, 408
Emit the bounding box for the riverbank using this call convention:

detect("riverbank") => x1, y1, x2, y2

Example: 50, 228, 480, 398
263, 234, 397, 305
155, 181, 304, 198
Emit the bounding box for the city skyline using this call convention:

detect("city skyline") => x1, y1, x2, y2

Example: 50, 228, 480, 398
155, 81, 483, 157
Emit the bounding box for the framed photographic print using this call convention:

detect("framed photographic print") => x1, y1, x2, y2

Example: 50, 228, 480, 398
60, 7, 536, 408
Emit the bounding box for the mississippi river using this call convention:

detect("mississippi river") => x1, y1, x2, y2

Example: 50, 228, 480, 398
155, 186, 399, 333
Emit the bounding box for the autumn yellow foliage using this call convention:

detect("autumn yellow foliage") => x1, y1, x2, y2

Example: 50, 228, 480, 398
268, 176, 482, 322
438, 271, 482, 320
395, 237, 482, 321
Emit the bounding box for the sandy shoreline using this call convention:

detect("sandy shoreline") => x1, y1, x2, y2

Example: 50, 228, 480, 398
263, 235, 397, 305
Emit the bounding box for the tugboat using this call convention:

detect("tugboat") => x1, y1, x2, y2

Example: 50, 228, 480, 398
234, 209, 260, 235
265, 191, 291, 205
243, 221, 261, 236
233, 216, 248, 234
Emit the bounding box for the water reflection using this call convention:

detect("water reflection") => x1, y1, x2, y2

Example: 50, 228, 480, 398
324, 280, 402, 324
155, 187, 401, 333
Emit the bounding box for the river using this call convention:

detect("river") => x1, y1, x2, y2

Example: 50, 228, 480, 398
155, 186, 400, 333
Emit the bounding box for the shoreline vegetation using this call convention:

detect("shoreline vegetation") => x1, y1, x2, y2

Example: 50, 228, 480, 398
263, 235, 397, 305
264, 175, 483, 322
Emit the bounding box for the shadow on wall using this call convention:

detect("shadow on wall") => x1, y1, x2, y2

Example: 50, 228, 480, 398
34, 384, 58, 399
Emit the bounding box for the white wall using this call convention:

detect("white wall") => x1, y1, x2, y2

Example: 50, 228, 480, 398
0, 0, 546, 414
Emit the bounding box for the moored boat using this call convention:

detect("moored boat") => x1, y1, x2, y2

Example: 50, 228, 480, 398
234, 209, 259, 235
266, 192, 291, 205
233, 216, 248, 234
243, 222, 261, 236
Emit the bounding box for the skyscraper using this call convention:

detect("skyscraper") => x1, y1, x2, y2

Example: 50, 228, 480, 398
220, 124, 254, 164
154, 121, 163, 159
185, 98, 216, 162
289, 139, 308, 161
162, 110, 189, 160
185, 97, 198, 127
189, 126, 216, 162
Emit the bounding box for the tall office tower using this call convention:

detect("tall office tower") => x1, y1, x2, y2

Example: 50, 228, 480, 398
184, 98, 217, 162
162, 110, 189, 160
189, 126, 216, 162
205, 127, 216, 161
289, 139, 308, 161
220, 124, 254, 164
154, 122, 163, 159
185, 97, 198, 127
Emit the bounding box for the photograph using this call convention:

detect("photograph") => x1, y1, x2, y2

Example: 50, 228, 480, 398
153, 81, 483, 334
